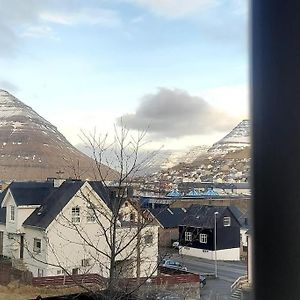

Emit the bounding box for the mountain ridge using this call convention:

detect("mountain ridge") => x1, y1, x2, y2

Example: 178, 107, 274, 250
0, 90, 118, 181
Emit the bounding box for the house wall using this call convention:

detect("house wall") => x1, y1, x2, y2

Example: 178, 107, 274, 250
44, 184, 112, 277
17, 207, 38, 232
179, 246, 240, 261
116, 225, 159, 277
22, 227, 48, 277
159, 228, 178, 247
4, 192, 18, 234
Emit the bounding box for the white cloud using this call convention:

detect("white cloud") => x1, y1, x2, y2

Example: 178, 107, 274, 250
40, 8, 121, 27
21, 25, 58, 40
201, 84, 249, 119
126, 0, 217, 18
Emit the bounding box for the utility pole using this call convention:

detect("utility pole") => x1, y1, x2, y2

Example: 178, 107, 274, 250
214, 211, 219, 278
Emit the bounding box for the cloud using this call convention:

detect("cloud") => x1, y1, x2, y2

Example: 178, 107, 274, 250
21, 25, 58, 39
117, 88, 236, 139
40, 8, 121, 27
0, 0, 121, 57
0, 80, 19, 92
127, 0, 217, 18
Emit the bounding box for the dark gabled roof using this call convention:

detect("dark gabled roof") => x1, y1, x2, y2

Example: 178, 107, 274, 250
88, 181, 112, 207
181, 205, 240, 228
23, 180, 84, 229
148, 208, 187, 228
229, 205, 250, 228
3, 181, 56, 206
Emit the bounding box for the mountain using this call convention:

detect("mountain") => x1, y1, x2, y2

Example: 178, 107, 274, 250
0, 90, 118, 181
208, 120, 250, 154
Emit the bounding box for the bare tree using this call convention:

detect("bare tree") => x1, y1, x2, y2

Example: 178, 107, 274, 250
16, 123, 165, 300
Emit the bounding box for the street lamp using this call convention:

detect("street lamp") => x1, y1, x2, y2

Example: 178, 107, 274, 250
214, 211, 219, 278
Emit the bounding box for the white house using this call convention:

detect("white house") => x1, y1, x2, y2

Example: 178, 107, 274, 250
0, 179, 158, 278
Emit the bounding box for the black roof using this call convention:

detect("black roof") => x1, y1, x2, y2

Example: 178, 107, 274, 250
88, 181, 112, 207
24, 181, 85, 229
2, 181, 56, 206
148, 208, 187, 228
23, 180, 113, 229
181, 205, 240, 228
229, 205, 250, 228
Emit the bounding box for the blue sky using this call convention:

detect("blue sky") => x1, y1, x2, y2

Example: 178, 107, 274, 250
0, 0, 249, 150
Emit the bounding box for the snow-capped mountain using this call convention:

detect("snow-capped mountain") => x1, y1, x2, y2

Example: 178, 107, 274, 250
0, 90, 117, 181
208, 120, 250, 154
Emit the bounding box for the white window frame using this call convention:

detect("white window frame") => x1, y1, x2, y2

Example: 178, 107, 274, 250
34, 238, 41, 253
144, 234, 153, 245
72, 206, 80, 223
86, 206, 96, 223
10, 205, 15, 222
199, 233, 208, 244
223, 216, 231, 227
81, 258, 91, 267
185, 231, 192, 242
37, 268, 44, 277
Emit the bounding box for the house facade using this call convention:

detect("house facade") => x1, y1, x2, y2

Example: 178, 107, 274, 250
145, 207, 187, 248
0, 179, 158, 278
179, 205, 241, 261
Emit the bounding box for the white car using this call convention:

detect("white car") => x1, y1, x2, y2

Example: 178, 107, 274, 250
160, 259, 188, 271
172, 241, 180, 249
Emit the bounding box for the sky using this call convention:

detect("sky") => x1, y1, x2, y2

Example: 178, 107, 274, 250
0, 0, 249, 150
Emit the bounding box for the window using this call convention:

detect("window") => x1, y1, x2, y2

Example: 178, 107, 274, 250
81, 258, 91, 267
10, 205, 15, 222
37, 269, 43, 277
33, 238, 41, 253
72, 206, 80, 223
130, 213, 135, 222
144, 234, 153, 244
223, 217, 231, 227
199, 233, 208, 244
72, 268, 79, 275
185, 231, 192, 242
86, 207, 96, 223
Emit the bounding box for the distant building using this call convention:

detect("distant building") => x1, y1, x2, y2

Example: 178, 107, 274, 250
179, 205, 241, 261
145, 207, 187, 247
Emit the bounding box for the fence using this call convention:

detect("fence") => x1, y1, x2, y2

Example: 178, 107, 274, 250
32, 272, 199, 287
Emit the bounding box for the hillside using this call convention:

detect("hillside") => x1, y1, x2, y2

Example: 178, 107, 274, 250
0, 90, 118, 181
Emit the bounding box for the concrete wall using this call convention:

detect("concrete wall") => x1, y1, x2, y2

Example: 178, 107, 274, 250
180, 246, 240, 261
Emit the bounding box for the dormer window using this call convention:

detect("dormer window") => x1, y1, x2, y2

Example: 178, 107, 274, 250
72, 206, 80, 223
223, 217, 231, 227
10, 205, 15, 222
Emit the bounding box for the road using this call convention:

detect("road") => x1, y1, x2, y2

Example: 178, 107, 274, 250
171, 253, 247, 283
170, 254, 247, 299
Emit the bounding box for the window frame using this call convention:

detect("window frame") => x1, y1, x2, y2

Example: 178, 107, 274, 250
33, 238, 42, 253
199, 233, 208, 244
81, 258, 91, 267
144, 234, 153, 245
185, 231, 192, 242
223, 216, 231, 227
71, 206, 80, 223
86, 206, 96, 223
10, 205, 15, 222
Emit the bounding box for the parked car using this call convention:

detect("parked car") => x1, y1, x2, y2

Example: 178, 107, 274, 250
160, 259, 188, 271
200, 275, 206, 288
172, 241, 180, 249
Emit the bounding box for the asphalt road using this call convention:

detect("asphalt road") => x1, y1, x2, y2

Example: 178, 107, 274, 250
172, 253, 247, 283
169, 254, 247, 299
